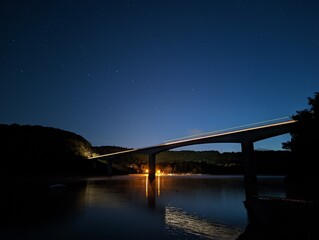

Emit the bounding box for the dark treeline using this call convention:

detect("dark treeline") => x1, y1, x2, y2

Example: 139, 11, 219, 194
92, 147, 292, 175
92, 145, 136, 175
0, 123, 292, 177
0, 124, 93, 177
154, 150, 290, 175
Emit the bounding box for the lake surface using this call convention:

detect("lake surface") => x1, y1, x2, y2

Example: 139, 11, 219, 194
0, 174, 286, 240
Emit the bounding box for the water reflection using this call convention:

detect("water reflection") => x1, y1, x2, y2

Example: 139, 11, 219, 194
0, 178, 87, 227
83, 175, 247, 239
1, 175, 288, 240
155, 175, 248, 227
165, 206, 242, 239
145, 174, 161, 209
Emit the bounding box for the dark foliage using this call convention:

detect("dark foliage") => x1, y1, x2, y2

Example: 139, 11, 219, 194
254, 150, 292, 175
140, 149, 291, 175
282, 92, 319, 200
0, 124, 93, 176
92, 145, 137, 174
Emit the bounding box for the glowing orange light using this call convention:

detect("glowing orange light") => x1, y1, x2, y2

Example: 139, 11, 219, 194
145, 169, 149, 174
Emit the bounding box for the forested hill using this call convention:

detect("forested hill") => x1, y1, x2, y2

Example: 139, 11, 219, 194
156, 150, 292, 175
94, 146, 292, 175
0, 124, 292, 177
0, 124, 92, 176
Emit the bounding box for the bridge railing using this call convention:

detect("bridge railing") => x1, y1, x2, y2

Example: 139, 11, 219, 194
163, 116, 294, 144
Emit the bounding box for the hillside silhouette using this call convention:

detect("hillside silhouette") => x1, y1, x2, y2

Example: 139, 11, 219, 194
0, 124, 92, 177
0, 124, 292, 177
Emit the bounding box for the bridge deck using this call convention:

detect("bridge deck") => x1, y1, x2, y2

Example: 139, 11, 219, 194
89, 117, 296, 160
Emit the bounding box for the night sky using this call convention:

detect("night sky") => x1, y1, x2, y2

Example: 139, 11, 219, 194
1, 0, 319, 152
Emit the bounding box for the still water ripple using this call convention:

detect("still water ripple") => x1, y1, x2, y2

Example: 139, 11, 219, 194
0, 174, 285, 240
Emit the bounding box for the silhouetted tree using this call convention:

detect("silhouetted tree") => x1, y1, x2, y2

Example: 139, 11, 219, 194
283, 92, 319, 200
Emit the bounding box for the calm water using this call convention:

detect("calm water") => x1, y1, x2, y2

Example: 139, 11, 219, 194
0, 175, 285, 240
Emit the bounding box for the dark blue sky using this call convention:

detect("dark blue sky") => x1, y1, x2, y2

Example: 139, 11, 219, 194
1, 0, 319, 152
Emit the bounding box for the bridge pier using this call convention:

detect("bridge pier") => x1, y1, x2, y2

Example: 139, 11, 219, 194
241, 141, 258, 199
92, 160, 97, 175
107, 159, 112, 176
148, 154, 156, 182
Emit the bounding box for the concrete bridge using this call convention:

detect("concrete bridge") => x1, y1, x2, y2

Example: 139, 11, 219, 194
89, 117, 296, 199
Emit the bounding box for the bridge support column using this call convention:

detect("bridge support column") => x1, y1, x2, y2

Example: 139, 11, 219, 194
107, 159, 112, 176
148, 154, 156, 182
92, 160, 97, 174
241, 141, 258, 199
